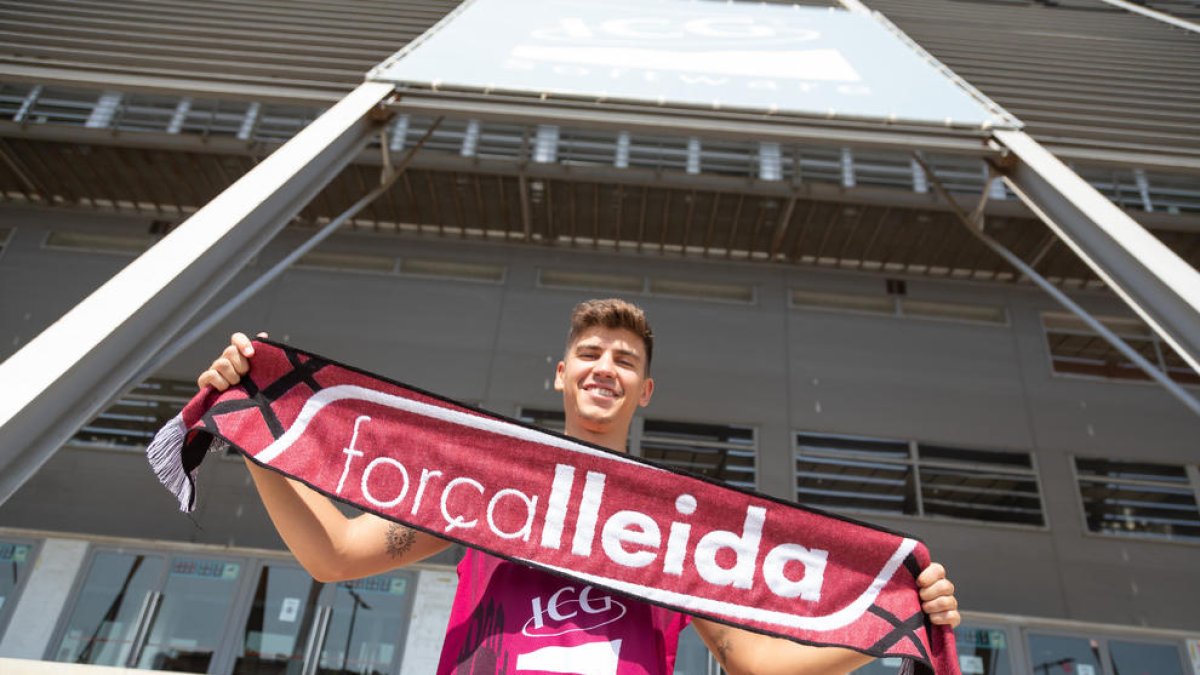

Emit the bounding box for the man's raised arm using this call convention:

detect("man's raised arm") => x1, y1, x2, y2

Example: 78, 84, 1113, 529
200, 332, 452, 582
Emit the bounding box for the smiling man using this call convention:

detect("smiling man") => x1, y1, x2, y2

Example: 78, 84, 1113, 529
554, 301, 655, 450
198, 298, 959, 675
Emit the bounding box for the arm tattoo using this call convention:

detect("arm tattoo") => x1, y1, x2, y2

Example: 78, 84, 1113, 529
385, 523, 416, 560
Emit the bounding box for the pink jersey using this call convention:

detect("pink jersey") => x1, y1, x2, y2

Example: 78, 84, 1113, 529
437, 549, 691, 675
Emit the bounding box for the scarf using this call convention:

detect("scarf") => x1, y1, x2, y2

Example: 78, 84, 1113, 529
146, 339, 958, 674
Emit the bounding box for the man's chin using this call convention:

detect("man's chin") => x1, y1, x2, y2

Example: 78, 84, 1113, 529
575, 406, 625, 430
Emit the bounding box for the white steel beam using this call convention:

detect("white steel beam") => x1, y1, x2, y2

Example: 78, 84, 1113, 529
916, 152, 1200, 417
993, 129, 1200, 376
0, 81, 395, 505
1095, 0, 1200, 35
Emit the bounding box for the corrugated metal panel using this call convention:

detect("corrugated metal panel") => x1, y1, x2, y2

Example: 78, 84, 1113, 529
865, 0, 1200, 159
0, 0, 457, 95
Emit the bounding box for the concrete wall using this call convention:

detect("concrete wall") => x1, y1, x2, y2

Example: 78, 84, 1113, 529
1, 205, 1198, 633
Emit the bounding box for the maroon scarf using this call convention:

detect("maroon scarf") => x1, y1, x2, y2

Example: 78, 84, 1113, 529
147, 340, 958, 674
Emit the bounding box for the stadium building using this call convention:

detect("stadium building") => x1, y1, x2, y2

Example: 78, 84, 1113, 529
0, 0, 1198, 673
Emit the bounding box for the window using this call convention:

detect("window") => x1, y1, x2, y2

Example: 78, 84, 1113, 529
0, 539, 38, 640
297, 250, 397, 274
72, 378, 194, 450
640, 420, 756, 489
1026, 634, 1103, 675
539, 269, 753, 304
517, 407, 566, 434
795, 432, 916, 515
1074, 457, 1200, 541
44, 230, 156, 255
919, 445, 1043, 526
954, 626, 1014, 675
1043, 312, 1199, 386
1025, 632, 1188, 675
791, 288, 1006, 325
794, 432, 1044, 526
539, 269, 643, 293
648, 278, 754, 304
399, 257, 504, 283
296, 251, 505, 282
1108, 639, 1186, 675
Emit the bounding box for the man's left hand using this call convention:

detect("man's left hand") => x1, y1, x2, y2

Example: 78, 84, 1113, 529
917, 562, 960, 627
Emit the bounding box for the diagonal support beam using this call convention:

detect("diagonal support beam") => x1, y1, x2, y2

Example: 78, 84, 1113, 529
0, 81, 395, 505
0, 138, 54, 202
915, 152, 1200, 417
992, 129, 1200, 377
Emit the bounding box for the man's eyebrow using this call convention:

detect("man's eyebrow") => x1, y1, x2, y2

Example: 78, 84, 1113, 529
572, 344, 642, 360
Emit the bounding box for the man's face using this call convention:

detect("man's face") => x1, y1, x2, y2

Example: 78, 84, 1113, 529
554, 326, 654, 440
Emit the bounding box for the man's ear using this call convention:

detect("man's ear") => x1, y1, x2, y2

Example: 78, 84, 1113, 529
638, 377, 654, 407
553, 360, 566, 392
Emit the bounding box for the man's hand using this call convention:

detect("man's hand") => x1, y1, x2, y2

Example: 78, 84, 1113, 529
196, 331, 266, 391
918, 562, 960, 627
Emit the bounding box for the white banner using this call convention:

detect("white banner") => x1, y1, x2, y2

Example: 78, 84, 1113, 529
370, 0, 1014, 129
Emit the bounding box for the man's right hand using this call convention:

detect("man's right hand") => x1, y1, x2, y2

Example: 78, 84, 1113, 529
196, 331, 265, 391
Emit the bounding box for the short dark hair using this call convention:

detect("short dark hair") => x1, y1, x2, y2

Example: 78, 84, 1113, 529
566, 298, 654, 372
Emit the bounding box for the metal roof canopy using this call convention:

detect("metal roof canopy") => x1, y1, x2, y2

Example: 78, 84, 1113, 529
2, 0, 1200, 505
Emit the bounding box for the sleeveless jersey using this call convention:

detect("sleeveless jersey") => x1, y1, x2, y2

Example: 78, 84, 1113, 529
436, 549, 691, 675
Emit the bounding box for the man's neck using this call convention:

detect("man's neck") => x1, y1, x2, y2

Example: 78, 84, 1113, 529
563, 421, 630, 454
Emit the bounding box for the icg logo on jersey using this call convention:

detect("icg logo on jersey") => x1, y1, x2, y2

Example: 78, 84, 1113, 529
523, 583, 628, 637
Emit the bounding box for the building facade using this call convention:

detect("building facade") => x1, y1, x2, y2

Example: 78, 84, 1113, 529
1, 0, 1198, 673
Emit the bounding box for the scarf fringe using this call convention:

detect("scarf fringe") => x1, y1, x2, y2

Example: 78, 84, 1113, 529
145, 412, 195, 512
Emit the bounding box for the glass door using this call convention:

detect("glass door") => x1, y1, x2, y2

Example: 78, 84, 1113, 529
51, 551, 167, 666
314, 573, 416, 675
53, 548, 417, 675
135, 556, 248, 672
955, 625, 1014, 675
51, 550, 248, 673
230, 562, 325, 675
228, 564, 416, 675
1027, 633, 1104, 675
1107, 639, 1186, 675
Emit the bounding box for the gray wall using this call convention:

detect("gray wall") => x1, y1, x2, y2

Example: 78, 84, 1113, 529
1, 205, 1197, 632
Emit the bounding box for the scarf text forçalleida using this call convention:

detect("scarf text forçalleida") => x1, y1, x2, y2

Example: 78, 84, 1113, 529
146, 340, 958, 675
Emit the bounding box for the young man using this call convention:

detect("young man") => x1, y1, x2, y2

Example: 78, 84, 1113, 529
198, 298, 960, 675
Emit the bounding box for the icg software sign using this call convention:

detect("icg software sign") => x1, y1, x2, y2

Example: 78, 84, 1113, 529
371, 0, 1013, 129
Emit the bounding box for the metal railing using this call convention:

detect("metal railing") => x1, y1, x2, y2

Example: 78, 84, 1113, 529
4, 82, 1199, 214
